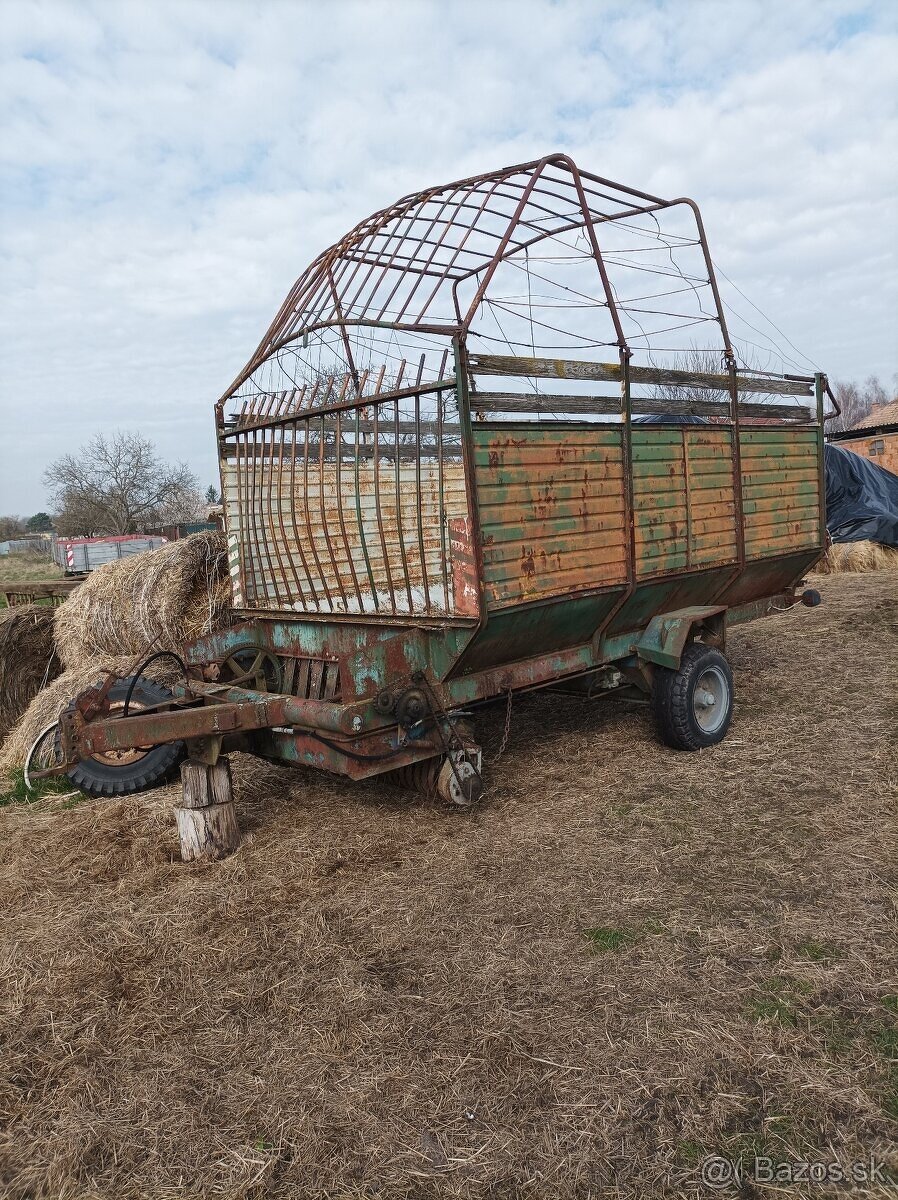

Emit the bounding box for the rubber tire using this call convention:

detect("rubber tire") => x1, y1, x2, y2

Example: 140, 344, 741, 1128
63, 676, 185, 797
652, 643, 734, 751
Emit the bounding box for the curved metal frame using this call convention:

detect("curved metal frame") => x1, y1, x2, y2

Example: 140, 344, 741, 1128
218, 153, 733, 407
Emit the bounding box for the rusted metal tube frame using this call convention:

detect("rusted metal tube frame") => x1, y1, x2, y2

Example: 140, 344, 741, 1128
216, 155, 723, 404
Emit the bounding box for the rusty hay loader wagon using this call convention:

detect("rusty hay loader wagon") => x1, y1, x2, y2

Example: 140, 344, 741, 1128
43, 155, 835, 837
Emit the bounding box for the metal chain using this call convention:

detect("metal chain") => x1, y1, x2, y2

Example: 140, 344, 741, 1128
489, 688, 514, 764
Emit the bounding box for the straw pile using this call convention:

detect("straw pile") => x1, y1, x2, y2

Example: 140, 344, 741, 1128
0, 533, 231, 779
53, 531, 230, 668
0, 605, 61, 742
816, 539, 898, 573
0, 571, 895, 1198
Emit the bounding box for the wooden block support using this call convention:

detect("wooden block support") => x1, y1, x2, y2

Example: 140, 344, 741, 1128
174, 758, 241, 862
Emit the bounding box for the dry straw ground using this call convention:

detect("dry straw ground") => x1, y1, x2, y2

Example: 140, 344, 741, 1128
0, 571, 896, 1199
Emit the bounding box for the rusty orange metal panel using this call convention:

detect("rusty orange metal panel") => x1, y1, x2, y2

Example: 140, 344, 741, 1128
472, 424, 627, 609
632, 427, 737, 578
740, 429, 821, 557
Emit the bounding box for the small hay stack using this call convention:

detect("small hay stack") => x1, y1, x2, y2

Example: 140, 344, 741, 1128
54, 530, 231, 669
0, 533, 231, 780
816, 540, 898, 573
0, 605, 61, 742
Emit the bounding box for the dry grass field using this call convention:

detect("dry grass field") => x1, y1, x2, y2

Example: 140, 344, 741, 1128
0, 570, 896, 1199
0, 553, 63, 610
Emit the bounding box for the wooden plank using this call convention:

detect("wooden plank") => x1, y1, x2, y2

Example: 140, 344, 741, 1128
471, 422, 622, 445
472, 393, 621, 416
468, 353, 815, 397
472, 390, 812, 420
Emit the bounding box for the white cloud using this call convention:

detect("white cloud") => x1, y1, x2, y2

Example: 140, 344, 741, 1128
1, 0, 896, 512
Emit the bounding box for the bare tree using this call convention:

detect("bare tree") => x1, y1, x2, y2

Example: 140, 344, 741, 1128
0, 516, 25, 540
648, 348, 765, 418
44, 432, 198, 536
825, 374, 893, 434
153, 484, 208, 526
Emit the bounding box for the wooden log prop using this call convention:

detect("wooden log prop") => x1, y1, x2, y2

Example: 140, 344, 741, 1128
174, 758, 241, 862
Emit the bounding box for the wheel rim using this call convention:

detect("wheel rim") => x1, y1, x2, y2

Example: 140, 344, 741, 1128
88, 700, 151, 767
692, 665, 729, 734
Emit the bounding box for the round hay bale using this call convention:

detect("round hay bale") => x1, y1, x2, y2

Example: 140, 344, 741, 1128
0, 605, 61, 743
53, 532, 231, 669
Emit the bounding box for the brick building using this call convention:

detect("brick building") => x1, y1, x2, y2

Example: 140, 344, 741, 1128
829, 400, 898, 476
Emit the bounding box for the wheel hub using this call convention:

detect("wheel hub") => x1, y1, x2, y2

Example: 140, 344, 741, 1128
692, 666, 728, 734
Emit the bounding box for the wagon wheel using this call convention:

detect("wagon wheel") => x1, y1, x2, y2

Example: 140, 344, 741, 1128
24, 721, 65, 792
218, 645, 283, 694
60, 677, 186, 798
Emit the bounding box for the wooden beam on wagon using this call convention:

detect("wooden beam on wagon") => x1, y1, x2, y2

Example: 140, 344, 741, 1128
467, 353, 815, 397
471, 392, 814, 421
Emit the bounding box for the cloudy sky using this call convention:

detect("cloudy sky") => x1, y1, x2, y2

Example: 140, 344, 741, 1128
1, 0, 896, 515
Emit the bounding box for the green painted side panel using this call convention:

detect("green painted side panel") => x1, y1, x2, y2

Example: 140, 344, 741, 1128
740, 429, 821, 557
449, 588, 624, 676
472, 424, 628, 609
717, 548, 823, 606
183, 618, 478, 701
632, 426, 737, 576
603, 565, 739, 637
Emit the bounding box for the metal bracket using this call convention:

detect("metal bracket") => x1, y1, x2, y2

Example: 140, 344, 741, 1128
635, 605, 727, 671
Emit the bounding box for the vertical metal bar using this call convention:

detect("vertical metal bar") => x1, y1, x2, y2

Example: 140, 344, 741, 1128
275, 423, 306, 606
372, 400, 396, 611
452, 338, 483, 622
334, 410, 364, 609
682, 429, 692, 571
287, 420, 317, 609
264, 428, 290, 608
673, 198, 736, 361
621, 351, 636, 588
815, 373, 826, 552
327, 266, 361, 393
302, 419, 328, 606
393, 396, 414, 611
247, 429, 265, 607
592, 348, 637, 650
319, 413, 348, 608
261, 431, 283, 606
354, 405, 378, 607
729, 360, 746, 571
235, 432, 253, 607
437, 381, 449, 610
414, 386, 430, 614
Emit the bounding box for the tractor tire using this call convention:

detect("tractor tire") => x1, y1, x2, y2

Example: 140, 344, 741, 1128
63, 676, 185, 797
652, 643, 734, 751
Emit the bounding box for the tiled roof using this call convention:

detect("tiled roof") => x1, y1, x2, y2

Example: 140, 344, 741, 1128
850, 400, 898, 431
